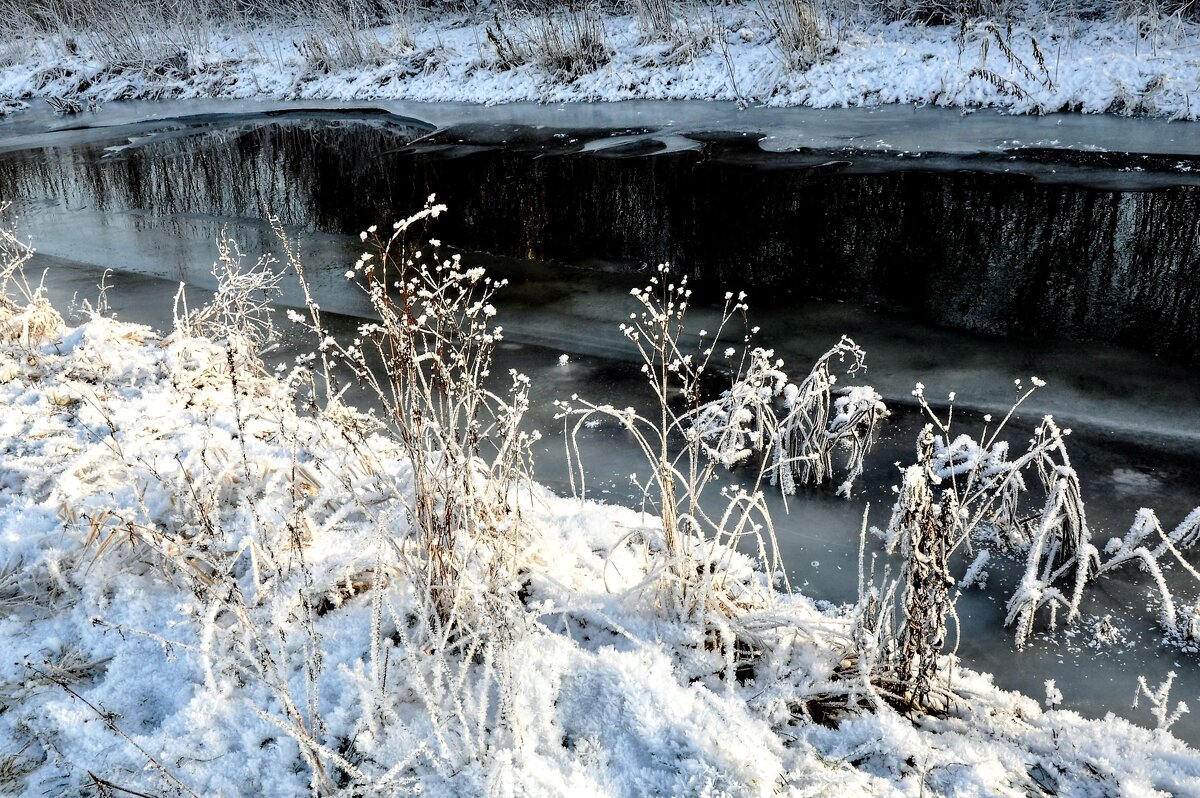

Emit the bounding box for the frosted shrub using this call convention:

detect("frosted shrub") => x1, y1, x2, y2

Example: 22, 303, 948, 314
558, 269, 787, 626
558, 268, 885, 641
282, 197, 538, 634
869, 379, 1102, 710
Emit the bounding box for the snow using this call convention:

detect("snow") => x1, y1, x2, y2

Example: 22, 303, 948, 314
1, 2, 1197, 784
2, 271, 1199, 794
1, 4, 1199, 119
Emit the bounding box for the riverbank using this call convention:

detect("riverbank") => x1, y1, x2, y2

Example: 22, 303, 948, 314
2, 2, 1200, 119
2, 223, 1199, 796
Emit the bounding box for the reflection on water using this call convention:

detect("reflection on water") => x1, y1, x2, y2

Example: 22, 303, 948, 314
6, 110, 1200, 744
2, 115, 1200, 360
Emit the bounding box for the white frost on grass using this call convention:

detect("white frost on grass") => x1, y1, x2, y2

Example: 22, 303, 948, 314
1, 4, 1199, 119
1, 290, 1200, 794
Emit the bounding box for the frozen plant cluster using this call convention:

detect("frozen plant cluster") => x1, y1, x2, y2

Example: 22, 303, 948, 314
869, 376, 1200, 706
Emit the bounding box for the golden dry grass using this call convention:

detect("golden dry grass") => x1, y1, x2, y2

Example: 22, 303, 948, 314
0, 295, 63, 346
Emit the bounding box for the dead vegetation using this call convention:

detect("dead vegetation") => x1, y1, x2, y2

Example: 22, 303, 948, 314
0, 206, 62, 347
487, 2, 611, 79
758, 0, 828, 69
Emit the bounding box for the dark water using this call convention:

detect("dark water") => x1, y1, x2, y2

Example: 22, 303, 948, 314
5, 104, 1200, 359
2, 102, 1199, 742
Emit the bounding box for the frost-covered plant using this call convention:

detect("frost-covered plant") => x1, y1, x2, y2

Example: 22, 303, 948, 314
842, 511, 904, 712
85, 1, 210, 72
45, 202, 544, 792
632, 0, 675, 40
172, 234, 283, 357
901, 381, 1095, 643
283, 197, 538, 634
292, 0, 408, 72
1010, 476, 1200, 654
693, 335, 888, 497
44, 315, 361, 792
1088, 507, 1200, 645
776, 337, 887, 496
1002, 417, 1099, 647
959, 19, 1058, 112
877, 0, 1021, 24
868, 378, 1100, 710
533, 6, 610, 79
878, 424, 959, 713
1133, 671, 1190, 733
691, 344, 789, 471
0, 205, 62, 347
558, 268, 888, 637
558, 268, 790, 629
875, 375, 1199, 679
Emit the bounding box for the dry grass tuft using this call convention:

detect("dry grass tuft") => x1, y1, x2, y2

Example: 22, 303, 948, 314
759, 0, 827, 69
488, 3, 611, 80
0, 207, 63, 347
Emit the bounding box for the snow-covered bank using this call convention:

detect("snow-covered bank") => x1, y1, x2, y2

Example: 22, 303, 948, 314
1, 3, 1200, 119
2, 235, 1199, 795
